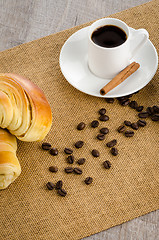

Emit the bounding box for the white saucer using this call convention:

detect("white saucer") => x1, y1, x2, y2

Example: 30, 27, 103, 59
59, 26, 158, 98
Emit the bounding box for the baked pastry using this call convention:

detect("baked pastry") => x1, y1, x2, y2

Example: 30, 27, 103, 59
0, 73, 52, 189
0, 128, 21, 189
0, 73, 52, 141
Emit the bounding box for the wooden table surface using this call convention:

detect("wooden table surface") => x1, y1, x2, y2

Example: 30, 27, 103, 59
0, 1, 158, 240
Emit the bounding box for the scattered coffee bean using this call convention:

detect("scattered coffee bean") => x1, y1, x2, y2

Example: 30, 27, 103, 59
92, 149, 100, 157
56, 180, 63, 189
131, 122, 139, 130
125, 94, 133, 98
50, 148, 58, 156
105, 98, 114, 103
49, 166, 58, 172
67, 155, 74, 164
111, 147, 118, 156
118, 125, 126, 133
106, 139, 117, 148
64, 148, 73, 154
120, 99, 130, 106
75, 141, 84, 148
58, 188, 67, 197
99, 115, 109, 121
129, 100, 138, 109
138, 111, 149, 118
125, 130, 134, 137
151, 114, 159, 121
77, 122, 86, 130
100, 127, 109, 135
146, 107, 154, 115
77, 158, 86, 165
103, 160, 111, 169
46, 182, 55, 190
42, 142, 51, 150
137, 119, 147, 127
153, 105, 159, 113
117, 96, 128, 102
124, 120, 132, 126
84, 177, 93, 185
99, 108, 106, 115
97, 133, 105, 140
91, 120, 99, 128
65, 167, 74, 173
74, 167, 82, 174
136, 106, 144, 112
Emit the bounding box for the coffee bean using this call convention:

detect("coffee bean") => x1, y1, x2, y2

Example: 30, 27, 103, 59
138, 111, 149, 118
77, 158, 86, 165
42, 142, 51, 150
106, 139, 117, 148
74, 167, 82, 174
84, 177, 93, 185
125, 94, 133, 98
91, 120, 99, 128
56, 180, 63, 189
75, 141, 84, 149
118, 125, 126, 133
46, 182, 55, 190
99, 115, 109, 121
50, 148, 58, 156
97, 133, 105, 140
65, 167, 74, 173
49, 166, 58, 172
92, 149, 100, 157
99, 108, 106, 115
67, 155, 74, 164
117, 96, 128, 101
58, 188, 67, 197
151, 114, 159, 121
146, 107, 154, 115
131, 122, 139, 130
125, 130, 134, 137
153, 105, 159, 113
124, 120, 132, 126
105, 98, 114, 103
77, 122, 86, 130
103, 160, 111, 169
111, 147, 118, 156
100, 127, 109, 135
129, 100, 138, 109
120, 99, 130, 106
136, 106, 144, 112
137, 119, 147, 127
64, 148, 73, 154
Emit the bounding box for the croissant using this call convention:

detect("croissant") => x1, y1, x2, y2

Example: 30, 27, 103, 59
0, 128, 21, 189
0, 73, 52, 189
0, 73, 52, 141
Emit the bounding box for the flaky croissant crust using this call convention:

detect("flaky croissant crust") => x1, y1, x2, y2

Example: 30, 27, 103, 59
0, 128, 21, 189
0, 73, 52, 141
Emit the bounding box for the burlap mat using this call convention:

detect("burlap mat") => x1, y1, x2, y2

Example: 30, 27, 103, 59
0, 1, 159, 239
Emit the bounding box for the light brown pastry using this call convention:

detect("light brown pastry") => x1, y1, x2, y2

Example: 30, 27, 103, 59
0, 73, 52, 141
0, 128, 21, 190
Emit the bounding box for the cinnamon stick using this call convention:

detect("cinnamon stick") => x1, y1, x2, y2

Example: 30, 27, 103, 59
100, 62, 140, 95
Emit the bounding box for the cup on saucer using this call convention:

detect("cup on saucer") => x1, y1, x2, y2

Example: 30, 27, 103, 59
88, 18, 149, 79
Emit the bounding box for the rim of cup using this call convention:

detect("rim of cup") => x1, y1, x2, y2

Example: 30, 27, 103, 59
88, 18, 130, 50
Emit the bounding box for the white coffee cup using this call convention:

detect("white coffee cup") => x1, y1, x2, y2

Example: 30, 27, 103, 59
88, 18, 149, 79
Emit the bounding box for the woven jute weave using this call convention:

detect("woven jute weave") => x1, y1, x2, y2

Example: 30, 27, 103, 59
0, 1, 158, 239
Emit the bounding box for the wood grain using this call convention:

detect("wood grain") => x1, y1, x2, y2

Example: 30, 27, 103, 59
0, 1, 158, 240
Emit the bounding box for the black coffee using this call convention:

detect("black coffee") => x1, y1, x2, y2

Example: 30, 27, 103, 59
91, 25, 127, 48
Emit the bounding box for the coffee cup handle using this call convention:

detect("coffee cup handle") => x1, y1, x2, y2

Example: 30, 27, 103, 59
130, 28, 149, 59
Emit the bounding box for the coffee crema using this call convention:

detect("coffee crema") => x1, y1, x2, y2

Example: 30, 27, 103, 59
91, 25, 127, 48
